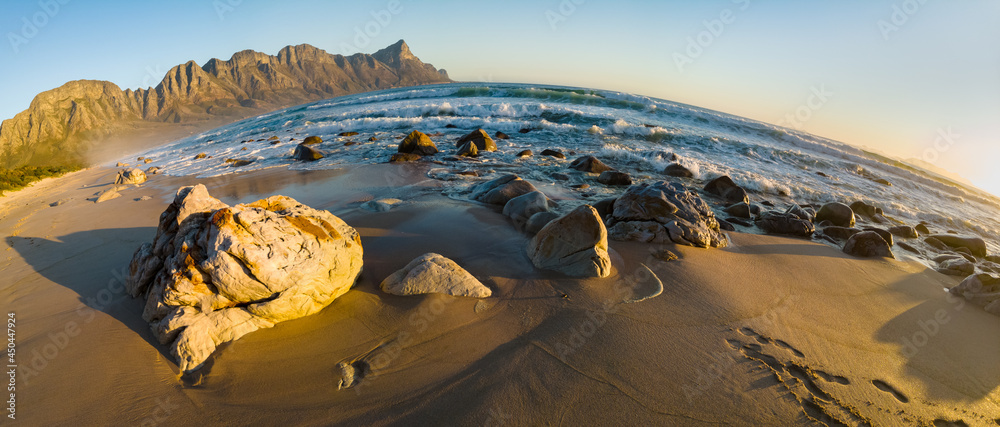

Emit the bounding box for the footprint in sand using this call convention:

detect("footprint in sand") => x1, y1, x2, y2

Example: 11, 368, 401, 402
814, 369, 850, 385
774, 339, 805, 358
871, 379, 909, 403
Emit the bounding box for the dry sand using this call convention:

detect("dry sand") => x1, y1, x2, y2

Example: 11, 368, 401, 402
0, 163, 997, 426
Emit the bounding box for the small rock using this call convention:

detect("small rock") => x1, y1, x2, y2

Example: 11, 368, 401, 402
843, 231, 894, 258
294, 144, 325, 161
888, 225, 919, 239
540, 149, 565, 159
568, 156, 613, 173
928, 234, 987, 257
455, 129, 497, 152
225, 159, 254, 167
897, 242, 921, 255
936, 258, 975, 276
703, 176, 748, 204
550, 173, 570, 181
525, 211, 560, 235
471, 175, 539, 205
949, 274, 1000, 315
399, 130, 439, 155
457, 141, 479, 157
663, 163, 694, 178
302, 136, 323, 145
390, 153, 422, 163
756, 211, 815, 238
597, 171, 632, 186
136, 196, 153, 202
338, 131, 359, 137
494, 131, 510, 140
863, 228, 894, 246
115, 168, 147, 185
592, 198, 617, 219
194, 153, 207, 160
651, 248, 679, 262
924, 236, 949, 251
380, 253, 491, 298
849, 201, 878, 218
361, 198, 403, 212
516, 150, 533, 158
518, 128, 532, 134
268, 136, 279, 141
914, 223, 931, 235
95, 188, 121, 203
815, 203, 855, 227
503, 191, 551, 230
717, 219, 736, 231
724, 202, 751, 219
823, 226, 861, 240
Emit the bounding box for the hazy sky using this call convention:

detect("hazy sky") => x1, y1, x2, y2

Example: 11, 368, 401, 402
1, 1, 997, 194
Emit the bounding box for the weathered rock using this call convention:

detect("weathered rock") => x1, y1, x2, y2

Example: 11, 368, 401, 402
843, 231, 894, 258
455, 129, 497, 152
525, 211, 560, 235
717, 219, 736, 231
888, 225, 918, 239
823, 226, 862, 240
527, 205, 611, 277
950, 274, 1000, 315
756, 211, 815, 238
540, 149, 565, 159
457, 141, 479, 157
611, 181, 727, 248
516, 150, 533, 158
494, 131, 510, 140
125, 185, 363, 373
703, 175, 748, 204
502, 191, 551, 230
815, 203, 855, 227
597, 171, 632, 186
915, 223, 931, 235
380, 253, 491, 298
724, 202, 751, 219
937, 258, 975, 276
302, 136, 323, 145
471, 174, 539, 205
115, 168, 147, 185
398, 130, 438, 155
293, 144, 324, 161
663, 163, 693, 178
928, 234, 987, 257
863, 227, 894, 246
569, 156, 613, 173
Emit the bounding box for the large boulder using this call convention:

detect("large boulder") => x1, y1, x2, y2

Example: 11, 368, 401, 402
756, 211, 815, 238
842, 231, 894, 258
724, 202, 751, 219
527, 205, 612, 277
610, 181, 727, 248
471, 174, 539, 205
502, 191, 551, 230
398, 130, 439, 155
115, 168, 147, 185
815, 203, 855, 227
928, 234, 987, 258
950, 274, 1000, 315
703, 175, 748, 204
455, 129, 497, 152
125, 185, 363, 373
380, 253, 491, 298
569, 156, 613, 173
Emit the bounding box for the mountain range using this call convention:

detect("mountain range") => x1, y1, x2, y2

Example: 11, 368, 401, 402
0, 40, 450, 167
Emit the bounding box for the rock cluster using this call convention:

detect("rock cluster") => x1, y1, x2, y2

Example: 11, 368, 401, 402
608, 181, 727, 248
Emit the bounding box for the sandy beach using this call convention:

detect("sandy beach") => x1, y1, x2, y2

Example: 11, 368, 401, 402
1, 163, 996, 426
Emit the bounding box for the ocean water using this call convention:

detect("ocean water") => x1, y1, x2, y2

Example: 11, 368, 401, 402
123, 83, 1000, 257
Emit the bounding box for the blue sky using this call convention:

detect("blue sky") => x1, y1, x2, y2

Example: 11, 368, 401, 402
1, 0, 997, 195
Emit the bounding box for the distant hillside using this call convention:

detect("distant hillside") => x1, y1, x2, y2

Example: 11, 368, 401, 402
0, 40, 450, 167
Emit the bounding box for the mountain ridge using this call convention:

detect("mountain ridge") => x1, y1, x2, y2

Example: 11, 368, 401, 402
0, 40, 450, 167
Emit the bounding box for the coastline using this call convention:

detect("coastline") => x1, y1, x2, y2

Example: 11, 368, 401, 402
0, 163, 996, 425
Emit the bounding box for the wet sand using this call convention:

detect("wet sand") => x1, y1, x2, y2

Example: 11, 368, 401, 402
1, 164, 997, 425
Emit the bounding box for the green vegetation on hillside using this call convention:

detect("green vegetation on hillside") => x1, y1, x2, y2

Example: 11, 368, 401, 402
0, 164, 81, 196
